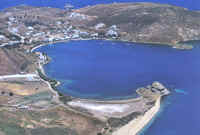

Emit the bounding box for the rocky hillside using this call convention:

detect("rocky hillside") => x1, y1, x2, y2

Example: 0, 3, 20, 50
0, 48, 36, 75
76, 2, 200, 45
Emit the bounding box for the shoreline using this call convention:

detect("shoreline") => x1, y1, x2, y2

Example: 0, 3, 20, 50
30, 37, 193, 54
112, 96, 161, 135
36, 59, 64, 104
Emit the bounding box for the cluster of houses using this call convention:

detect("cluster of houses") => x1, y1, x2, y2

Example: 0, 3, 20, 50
0, 11, 121, 49
11, 104, 30, 110
2, 15, 93, 46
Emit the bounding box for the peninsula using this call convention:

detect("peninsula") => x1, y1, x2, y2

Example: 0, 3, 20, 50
0, 2, 198, 135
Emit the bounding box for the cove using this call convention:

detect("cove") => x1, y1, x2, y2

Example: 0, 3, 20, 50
35, 40, 176, 99
35, 40, 200, 134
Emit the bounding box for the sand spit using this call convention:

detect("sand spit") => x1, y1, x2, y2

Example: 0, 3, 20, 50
112, 96, 161, 135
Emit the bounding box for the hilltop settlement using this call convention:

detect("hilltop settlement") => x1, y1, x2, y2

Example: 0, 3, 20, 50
0, 2, 199, 135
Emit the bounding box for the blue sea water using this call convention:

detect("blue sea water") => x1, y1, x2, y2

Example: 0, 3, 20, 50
1, 0, 200, 10
1, 0, 200, 135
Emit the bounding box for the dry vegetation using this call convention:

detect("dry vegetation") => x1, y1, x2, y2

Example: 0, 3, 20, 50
0, 106, 106, 135
0, 48, 37, 75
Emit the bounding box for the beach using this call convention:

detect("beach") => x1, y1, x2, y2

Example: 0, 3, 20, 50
112, 96, 161, 135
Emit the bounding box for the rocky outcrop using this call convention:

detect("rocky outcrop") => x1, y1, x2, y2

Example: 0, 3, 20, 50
137, 81, 170, 98
151, 81, 170, 96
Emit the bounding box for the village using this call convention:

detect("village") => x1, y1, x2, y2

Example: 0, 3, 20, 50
0, 5, 120, 50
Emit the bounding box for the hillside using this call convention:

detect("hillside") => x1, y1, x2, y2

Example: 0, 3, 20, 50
0, 48, 36, 75
75, 2, 200, 45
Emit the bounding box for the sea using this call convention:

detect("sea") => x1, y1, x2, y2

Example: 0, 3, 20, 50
1, 0, 199, 135
1, 0, 200, 10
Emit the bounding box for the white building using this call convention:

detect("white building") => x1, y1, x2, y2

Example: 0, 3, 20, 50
95, 23, 106, 30
0, 35, 5, 40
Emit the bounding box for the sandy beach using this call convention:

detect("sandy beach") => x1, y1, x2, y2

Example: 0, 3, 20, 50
112, 96, 161, 135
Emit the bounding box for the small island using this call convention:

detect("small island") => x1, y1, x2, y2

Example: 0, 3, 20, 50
0, 2, 199, 135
